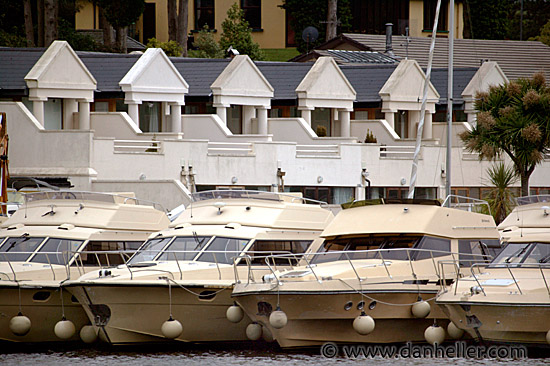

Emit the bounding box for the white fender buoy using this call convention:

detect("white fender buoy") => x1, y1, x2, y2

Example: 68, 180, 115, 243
546, 330, 550, 345
161, 318, 183, 339
246, 323, 262, 341
411, 301, 431, 318
54, 319, 76, 340
424, 324, 446, 345
353, 312, 375, 335
262, 325, 274, 342
269, 309, 288, 329
226, 304, 244, 323
9, 314, 31, 336
447, 322, 464, 339
80, 325, 98, 343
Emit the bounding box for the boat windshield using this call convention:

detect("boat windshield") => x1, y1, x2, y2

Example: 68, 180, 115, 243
156, 235, 212, 261
0, 236, 46, 262
30, 238, 84, 265
491, 242, 550, 267
196, 236, 250, 264
128, 237, 173, 265
311, 235, 451, 264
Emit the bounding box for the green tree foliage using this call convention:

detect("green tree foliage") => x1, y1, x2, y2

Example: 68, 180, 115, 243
189, 25, 224, 58
507, 0, 550, 40
530, 19, 550, 46
58, 19, 97, 51
483, 163, 518, 224
460, 73, 550, 196
463, 0, 511, 39
146, 37, 183, 57
219, 3, 264, 60
283, 0, 351, 54
97, 0, 145, 30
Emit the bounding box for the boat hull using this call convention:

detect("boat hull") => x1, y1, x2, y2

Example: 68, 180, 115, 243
0, 284, 89, 343
234, 288, 450, 348
439, 301, 550, 345
66, 283, 252, 345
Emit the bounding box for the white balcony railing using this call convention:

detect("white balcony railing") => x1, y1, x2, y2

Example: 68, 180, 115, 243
296, 144, 340, 158
113, 140, 163, 154
207, 142, 254, 156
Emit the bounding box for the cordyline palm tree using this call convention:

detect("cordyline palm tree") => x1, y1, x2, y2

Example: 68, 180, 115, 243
483, 163, 518, 225
460, 72, 550, 196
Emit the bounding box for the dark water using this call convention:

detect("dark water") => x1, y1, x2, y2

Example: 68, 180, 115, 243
1, 344, 549, 366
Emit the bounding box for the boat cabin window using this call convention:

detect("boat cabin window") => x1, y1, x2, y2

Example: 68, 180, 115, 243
128, 237, 173, 265
244, 240, 312, 265
157, 236, 212, 261
0, 237, 46, 262
458, 239, 501, 267
30, 238, 84, 265
412, 236, 452, 260
196, 237, 249, 264
491, 242, 550, 267
311, 235, 451, 264
76, 241, 144, 266
311, 235, 422, 264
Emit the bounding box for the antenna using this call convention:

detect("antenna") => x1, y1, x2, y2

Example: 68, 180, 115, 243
302, 26, 319, 54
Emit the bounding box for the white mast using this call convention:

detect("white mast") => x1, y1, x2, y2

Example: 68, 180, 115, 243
446, 0, 455, 203
408, 0, 442, 199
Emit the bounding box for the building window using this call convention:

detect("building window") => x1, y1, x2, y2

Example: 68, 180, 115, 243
228, 105, 242, 134
241, 0, 261, 29
195, 0, 215, 30
311, 108, 332, 137
143, 3, 156, 43
139, 102, 162, 132
423, 0, 447, 32
350, 0, 409, 36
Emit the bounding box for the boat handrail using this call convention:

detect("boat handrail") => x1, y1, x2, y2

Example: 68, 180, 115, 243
467, 262, 550, 297
442, 195, 491, 214
66, 249, 303, 282
259, 248, 492, 286
516, 195, 550, 206
190, 189, 328, 206
22, 190, 166, 212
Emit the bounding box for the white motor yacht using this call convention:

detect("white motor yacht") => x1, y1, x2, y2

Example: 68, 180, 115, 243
437, 195, 550, 346
231, 197, 501, 348
0, 191, 169, 343
63, 190, 334, 345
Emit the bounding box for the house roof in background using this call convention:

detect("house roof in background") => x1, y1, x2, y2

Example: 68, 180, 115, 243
290, 49, 398, 64
324, 34, 550, 82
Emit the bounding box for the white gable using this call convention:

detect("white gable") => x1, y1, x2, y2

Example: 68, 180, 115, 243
462, 61, 508, 99
120, 48, 189, 105
379, 59, 439, 112
211, 55, 274, 107
25, 40, 96, 100
296, 57, 356, 110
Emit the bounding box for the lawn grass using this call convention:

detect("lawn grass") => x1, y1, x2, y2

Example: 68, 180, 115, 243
261, 48, 300, 62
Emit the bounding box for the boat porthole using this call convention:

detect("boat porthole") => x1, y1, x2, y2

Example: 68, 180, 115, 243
198, 290, 217, 301
357, 301, 365, 310
344, 301, 353, 311
32, 291, 51, 302
368, 301, 377, 310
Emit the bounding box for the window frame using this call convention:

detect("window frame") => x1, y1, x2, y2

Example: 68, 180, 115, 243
240, 0, 262, 30
194, 0, 215, 31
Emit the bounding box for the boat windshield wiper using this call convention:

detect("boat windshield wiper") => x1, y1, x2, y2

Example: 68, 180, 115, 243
504, 246, 528, 263
539, 254, 550, 264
